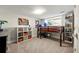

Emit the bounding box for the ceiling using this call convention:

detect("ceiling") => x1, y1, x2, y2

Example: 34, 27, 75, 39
0, 5, 74, 18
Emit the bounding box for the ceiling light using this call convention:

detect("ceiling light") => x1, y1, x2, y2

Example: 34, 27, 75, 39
32, 8, 46, 15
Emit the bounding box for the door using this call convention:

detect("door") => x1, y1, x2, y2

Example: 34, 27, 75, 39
74, 5, 79, 52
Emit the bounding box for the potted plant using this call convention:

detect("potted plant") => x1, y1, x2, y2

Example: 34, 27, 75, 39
0, 20, 8, 31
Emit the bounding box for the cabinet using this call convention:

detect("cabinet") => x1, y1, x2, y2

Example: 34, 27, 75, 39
0, 36, 7, 53
17, 26, 32, 42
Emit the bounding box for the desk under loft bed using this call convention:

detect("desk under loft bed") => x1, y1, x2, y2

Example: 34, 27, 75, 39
37, 26, 64, 46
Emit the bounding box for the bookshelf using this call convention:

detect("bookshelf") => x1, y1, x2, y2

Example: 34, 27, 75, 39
17, 17, 32, 49
64, 11, 74, 42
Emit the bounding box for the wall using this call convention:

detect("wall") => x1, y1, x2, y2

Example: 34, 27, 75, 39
0, 14, 18, 44
45, 16, 63, 26
74, 5, 79, 52
27, 17, 37, 38
39, 15, 64, 26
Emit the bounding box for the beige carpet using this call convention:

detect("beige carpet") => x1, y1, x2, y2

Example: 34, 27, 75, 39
7, 38, 73, 53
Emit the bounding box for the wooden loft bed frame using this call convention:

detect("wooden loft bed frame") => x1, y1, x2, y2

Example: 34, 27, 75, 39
37, 26, 64, 46
40, 26, 63, 33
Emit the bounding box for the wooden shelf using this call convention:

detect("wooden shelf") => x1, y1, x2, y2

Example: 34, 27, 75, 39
64, 11, 74, 43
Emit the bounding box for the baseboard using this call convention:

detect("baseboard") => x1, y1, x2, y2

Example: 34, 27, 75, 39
7, 40, 17, 44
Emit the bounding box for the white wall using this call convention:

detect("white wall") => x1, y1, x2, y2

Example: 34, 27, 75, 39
74, 6, 79, 52
40, 15, 65, 26
0, 14, 18, 44
27, 17, 37, 38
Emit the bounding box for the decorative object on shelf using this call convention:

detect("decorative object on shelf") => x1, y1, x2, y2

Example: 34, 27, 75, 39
18, 17, 29, 25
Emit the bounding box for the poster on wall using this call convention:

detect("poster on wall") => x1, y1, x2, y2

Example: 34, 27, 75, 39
35, 20, 39, 28
18, 17, 29, 25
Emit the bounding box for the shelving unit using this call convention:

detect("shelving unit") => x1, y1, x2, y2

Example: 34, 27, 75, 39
17, 26, 29, 42
17, 17, 32, 51
64, 11, 74, 43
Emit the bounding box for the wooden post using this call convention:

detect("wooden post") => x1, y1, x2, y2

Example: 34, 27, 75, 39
60, 32, 62, 46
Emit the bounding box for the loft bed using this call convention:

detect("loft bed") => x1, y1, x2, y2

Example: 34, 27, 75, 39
37, 26, 64, 46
